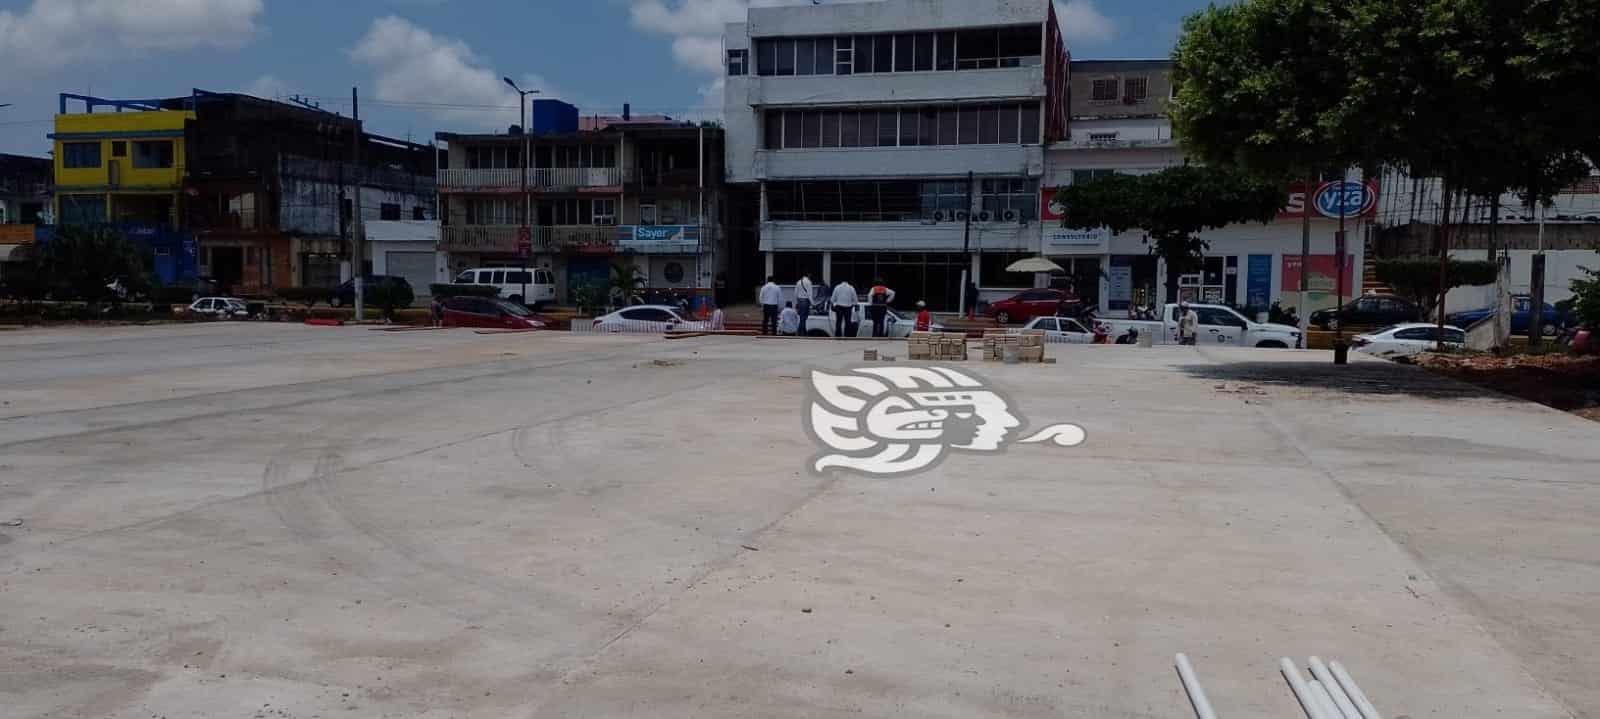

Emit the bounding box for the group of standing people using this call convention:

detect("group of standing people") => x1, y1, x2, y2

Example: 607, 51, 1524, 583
758, 274, 923, 337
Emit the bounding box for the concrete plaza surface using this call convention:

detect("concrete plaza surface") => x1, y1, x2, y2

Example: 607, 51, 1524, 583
1, 323, 1597, 718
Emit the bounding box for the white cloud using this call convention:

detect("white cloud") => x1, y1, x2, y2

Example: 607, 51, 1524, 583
629, 0, 750, 37
1054, 0, 1117, 47
241, 74, 290, 100
0, 0, 263, 73
671, 35, 726, 75
350, 16, 559, 129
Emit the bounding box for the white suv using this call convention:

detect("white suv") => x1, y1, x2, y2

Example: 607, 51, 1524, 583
454, 267, 556, 308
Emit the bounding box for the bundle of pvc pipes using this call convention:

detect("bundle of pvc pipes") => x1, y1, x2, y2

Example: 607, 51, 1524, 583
1280, 656, 1384, 719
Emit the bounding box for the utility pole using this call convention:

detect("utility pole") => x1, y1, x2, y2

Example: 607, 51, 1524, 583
1334, 173, 1348, 363
351, 87, 364, 321
504, 78, 538, 305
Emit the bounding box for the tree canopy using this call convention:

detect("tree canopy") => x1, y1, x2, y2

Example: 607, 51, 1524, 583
1055, 165, 1284, 302
19, 226, 154, 303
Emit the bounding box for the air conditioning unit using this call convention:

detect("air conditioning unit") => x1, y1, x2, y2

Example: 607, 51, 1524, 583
1001, 209, 1019, 223
932, 210, 946, 223
978, 211, 993, 222
954, 210, 969, 222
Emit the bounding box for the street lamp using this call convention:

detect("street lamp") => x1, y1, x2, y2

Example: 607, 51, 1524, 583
503, 77, 539, 306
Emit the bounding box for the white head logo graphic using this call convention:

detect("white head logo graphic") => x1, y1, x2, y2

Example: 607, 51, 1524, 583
806, 366, 1085, 476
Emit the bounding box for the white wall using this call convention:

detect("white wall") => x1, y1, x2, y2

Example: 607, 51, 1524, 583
758, 144, 1043, 181
1065, 118, 1173, 145
743, 0, 1048, 36
1042, 146, 1183, 184
750, 67, 1043, 108
1444, 248, 1598, 310
763, 219, 1037, 252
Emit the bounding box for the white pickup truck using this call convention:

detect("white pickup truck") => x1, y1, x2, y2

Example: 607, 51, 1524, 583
1099, 303, 1303, 348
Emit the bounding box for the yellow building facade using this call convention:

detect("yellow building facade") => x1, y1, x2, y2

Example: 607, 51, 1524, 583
51, 104, 194, 228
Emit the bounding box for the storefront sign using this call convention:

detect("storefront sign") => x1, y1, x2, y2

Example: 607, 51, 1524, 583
1246, 254, 1272, 310
617, 225, 701, 254
1042, 187, 1067, 221
1107, 255, 1134, 310
1279, 180, 1379, 220
1281, 254, 1355, 295
1043, 227, 1108, 254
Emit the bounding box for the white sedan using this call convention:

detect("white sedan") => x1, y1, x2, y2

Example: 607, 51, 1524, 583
1019, 315, 1096, 343
803, 302, 922, 338
591, 304, 706, 333
187, 297, 248, 319
1352, 323, 1466, 358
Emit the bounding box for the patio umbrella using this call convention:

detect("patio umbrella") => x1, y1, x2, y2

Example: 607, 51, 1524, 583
1006, 256, 1063, 273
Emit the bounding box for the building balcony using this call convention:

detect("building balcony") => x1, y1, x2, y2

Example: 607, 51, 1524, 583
1053, 137, 1176, 150
746, 66, 1044, 108
437, 167, 622, 193
754, 144, 1042, 181
438, 224, 622, 254
760, 219, 1038, 253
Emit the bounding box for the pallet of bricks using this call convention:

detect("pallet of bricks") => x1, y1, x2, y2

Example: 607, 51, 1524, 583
906, 331, 968, 361
981, 329, 1048, 363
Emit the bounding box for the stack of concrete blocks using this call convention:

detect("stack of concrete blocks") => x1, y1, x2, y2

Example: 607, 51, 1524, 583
981, 330, 1047, 363
907, 332, 968, 361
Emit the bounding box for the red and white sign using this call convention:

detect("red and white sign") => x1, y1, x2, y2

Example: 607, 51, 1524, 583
1279, 180, 1379, 220
1042, 188, 1067, 221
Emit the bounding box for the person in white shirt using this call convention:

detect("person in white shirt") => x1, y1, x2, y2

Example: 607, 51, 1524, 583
1177, 302, 1199, 345
758, 276, 783, 335
794, 273, 815, 333
830, 280, 858, 337
778, 301, 801, 336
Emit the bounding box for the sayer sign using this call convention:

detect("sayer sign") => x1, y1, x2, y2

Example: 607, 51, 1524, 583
1279, 180, 1379, 220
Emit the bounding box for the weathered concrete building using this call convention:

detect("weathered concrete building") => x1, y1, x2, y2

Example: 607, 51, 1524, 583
0, 153, 50, 281
177, 91, 435, 294
436, 102, 726, 304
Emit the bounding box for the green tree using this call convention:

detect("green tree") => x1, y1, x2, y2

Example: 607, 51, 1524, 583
1373, 258, 1498, 318
1569, 266, 1600, 330
608, 263, 646, 307
1055, 165, 1285, 303
35, 226, 153, 304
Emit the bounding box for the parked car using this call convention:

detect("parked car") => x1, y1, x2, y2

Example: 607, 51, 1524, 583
1018, 315, 1096, 344
803, 302, 923, 337
187, 297, 248, 319
1351, 323, 1466, 359
591, 304, 706, 333
987, 288, 1077, 325
1446, 295, 1566, 336
441, 296, 546, 329
1309, 294, 1420, 331
330, 275, 415, 308
1098, 303, 1303, 348
453, 267, 557, 308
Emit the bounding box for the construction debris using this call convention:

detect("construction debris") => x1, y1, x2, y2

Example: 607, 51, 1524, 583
981, 329, 1047, 363
906, 332, 968, 361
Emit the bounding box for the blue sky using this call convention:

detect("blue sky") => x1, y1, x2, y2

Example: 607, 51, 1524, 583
0, 0, 1211, 157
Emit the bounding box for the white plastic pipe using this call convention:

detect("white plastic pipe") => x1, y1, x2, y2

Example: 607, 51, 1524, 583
1329, 660, 1383, 719
1280, 658, 1332, 719
1309, 657, 1361, 719
1308, 680, 1347, 719
1174, 653, 1219, 719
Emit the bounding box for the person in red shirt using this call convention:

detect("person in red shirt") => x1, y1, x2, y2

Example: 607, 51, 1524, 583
914, 300, 931, 331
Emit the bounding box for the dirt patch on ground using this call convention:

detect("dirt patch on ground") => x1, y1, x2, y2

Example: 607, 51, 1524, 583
1414, 353, 1600, 421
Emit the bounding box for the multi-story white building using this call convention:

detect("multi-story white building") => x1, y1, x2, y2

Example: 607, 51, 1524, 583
722, 0, 1070, 309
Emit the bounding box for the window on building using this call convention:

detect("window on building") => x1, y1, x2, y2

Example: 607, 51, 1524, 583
834, 36, 853, 75
1124, 76, 1149, 101
1020, 103, 1040, 144
380, 202, 401, 220
877, 109, 898, 147
956, 28, 998, 69
982, 251, 1038, 287
938, 107, 959, 145
918, 107, 938, 146
802, 111, 823, 148
783, 110, 803, 148
958, 106, 980, 144
936, 31, 956, 71
62, 142, 102, 169
812, 37, 833, 76
592, 198, 617, 225
822, 112, 841, 148
873, 33, 893, 72
980, 178, 1039, 221
757, 39, 777, 76
764, 112, 784, 149
858, 111, 877, 147
1091, 78, 1120, 102
995, 25, 1043, 67
110, 141, 127, 158
998, 104, 1020, 144
413, 206, 426, 220
855, 35, 875, 73
59, 194, 107, 223
1072, 169, 1118, 185
840, 111, 861, 147
775, 38, 796, 75
913, 32, 935, 71
898, 108, 919, 147
796, 37, 817, 75
727, 48, 748, 76
978, 104, 1000, 144
894, 33, 915, 72
920, 180, 969, 218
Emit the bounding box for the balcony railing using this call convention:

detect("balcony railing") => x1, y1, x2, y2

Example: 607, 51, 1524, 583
438, 167, 623, 192
438, 224, 620, 254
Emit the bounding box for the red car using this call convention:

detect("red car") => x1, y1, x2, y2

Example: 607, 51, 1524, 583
441, 297, 547, 329
987, 288, 1078, 325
